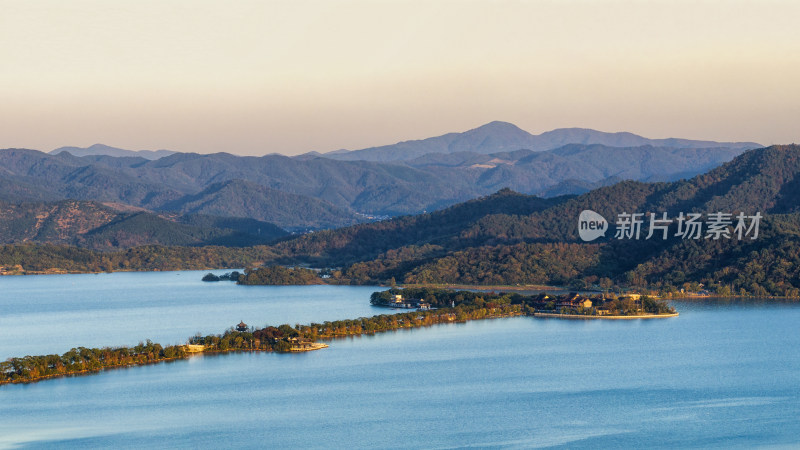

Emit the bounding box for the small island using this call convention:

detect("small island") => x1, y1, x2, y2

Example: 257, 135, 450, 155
202, 271, 242, 282
371, 288, 677, 319
209, 266, 325, 285
527, 292, 677, 319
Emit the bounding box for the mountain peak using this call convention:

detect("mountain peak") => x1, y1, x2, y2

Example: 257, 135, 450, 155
322, 122, 761, 163
470, 121, 527, 133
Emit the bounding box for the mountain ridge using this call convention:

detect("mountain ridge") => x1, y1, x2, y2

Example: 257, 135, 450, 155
51, 144, 176, 160
323, 121, 761, 162
0, 123, 763, 228
0, 142, 754, 224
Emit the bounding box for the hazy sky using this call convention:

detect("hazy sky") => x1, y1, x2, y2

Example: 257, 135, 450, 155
2, 0, 799, 155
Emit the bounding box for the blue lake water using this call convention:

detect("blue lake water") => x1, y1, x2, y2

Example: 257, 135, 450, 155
0, 270, 387, 360
2, 272, 800, 448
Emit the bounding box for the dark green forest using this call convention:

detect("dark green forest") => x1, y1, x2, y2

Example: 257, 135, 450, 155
237, 266, 323, 285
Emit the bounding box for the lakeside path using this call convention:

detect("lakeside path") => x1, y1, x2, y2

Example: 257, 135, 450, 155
534, 312, 679, 320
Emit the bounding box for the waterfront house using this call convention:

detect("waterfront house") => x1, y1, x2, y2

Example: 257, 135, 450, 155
288, 337, 312, 350
530, 293, 553, 308
595, 305, 611, 315
388, 295, 428, 310
556, 294, 592, 309
618, 295, 642, 307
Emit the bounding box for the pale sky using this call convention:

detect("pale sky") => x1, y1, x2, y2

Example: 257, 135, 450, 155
1, 0, 799, 155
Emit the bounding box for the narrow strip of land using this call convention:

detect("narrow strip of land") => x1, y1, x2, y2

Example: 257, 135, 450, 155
1, 288, 676, 386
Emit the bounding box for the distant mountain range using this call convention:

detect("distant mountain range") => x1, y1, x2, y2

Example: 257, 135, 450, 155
402, 144, 746, 195
317, 121, 760, 162
0, 122, 762, 241
51, 144, 176, 160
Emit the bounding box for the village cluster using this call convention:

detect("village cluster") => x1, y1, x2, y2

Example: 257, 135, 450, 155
387, 292, 650, 316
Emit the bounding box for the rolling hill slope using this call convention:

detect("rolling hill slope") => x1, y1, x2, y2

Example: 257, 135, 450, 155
0, 200, 288, 250
164, 179, 361, 230
274, 145, 800, 296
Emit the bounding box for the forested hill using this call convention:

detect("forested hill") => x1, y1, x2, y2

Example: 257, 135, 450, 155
276, 145, 800, 297
0, 200, 288, 250
276, 145, 800, 263
274, 188, 563, 264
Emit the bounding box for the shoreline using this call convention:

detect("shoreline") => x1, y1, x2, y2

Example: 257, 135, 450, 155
533, 312, 679, 320
1, 303, 525, 386
1, 299, 671, 387
3, 268, 799, 301
400, 283, 562, 292
289, 342, 329, 352
0, 356, 189, 386
0, 345, 331, 386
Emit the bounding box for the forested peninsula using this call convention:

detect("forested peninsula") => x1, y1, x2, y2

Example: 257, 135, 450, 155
0, 288, 675, 385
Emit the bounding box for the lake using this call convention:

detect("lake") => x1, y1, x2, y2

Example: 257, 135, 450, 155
0, 270, 387, 360
2, 271, 800, 448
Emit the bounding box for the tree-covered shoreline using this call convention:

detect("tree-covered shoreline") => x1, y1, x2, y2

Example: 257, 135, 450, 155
0, 243, 277, 274
5, 238, 799, 300
1, 288, 678, 386
1, 289, 524, 385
